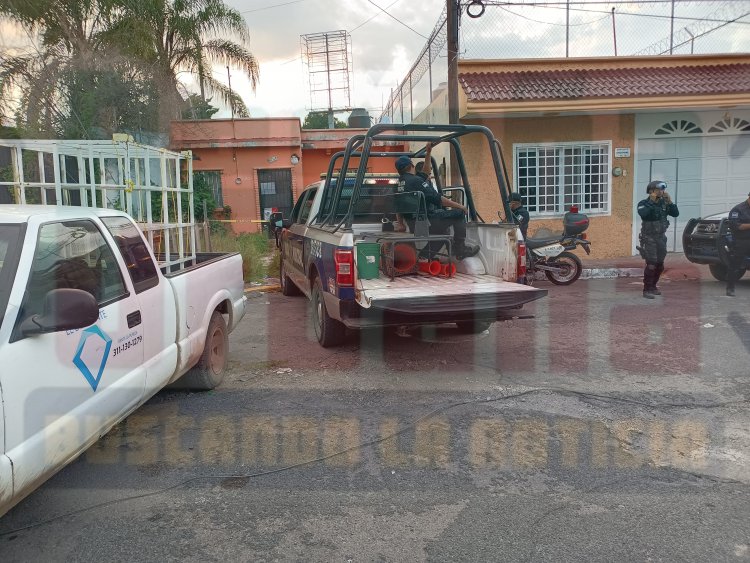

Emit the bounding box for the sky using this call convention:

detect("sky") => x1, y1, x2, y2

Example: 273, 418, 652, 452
221, 0, 446, 120
215, 0, 750, 122
2, 0, 748, 124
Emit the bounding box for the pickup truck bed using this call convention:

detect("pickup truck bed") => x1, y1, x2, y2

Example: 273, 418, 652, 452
357, 272, 544, 314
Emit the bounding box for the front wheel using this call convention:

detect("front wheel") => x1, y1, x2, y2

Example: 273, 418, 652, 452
709, 263, 745, 282
545, 251, 582, 285
311, 276, 345, 347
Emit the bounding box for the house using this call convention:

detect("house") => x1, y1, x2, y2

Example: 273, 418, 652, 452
413, 53, 750, 258
170, 118, 403, 234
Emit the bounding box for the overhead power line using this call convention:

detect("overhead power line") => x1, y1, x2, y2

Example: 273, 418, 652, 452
240, 0, 312, 14
365, 0, 430, 39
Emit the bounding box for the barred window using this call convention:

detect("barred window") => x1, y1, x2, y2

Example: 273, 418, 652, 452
514, 142, 611, 216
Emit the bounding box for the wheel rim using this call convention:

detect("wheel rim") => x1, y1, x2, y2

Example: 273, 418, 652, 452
280, 259, 288, 290
208, 326, 226, 374
552, 257, 576, 282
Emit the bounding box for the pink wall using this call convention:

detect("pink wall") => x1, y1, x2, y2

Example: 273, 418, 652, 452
171, 120, 406, 233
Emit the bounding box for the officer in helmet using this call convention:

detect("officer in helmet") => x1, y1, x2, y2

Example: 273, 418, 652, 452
724, 191, 750, 297
394, 145, 479, 260
508, 192, 530, 240
637, 180, 679, 298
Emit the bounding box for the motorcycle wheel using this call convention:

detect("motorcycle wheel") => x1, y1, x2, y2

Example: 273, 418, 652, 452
545, 251, 582, 285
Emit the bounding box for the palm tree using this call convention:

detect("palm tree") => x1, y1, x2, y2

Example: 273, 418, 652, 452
113, 0, 259, 126
0, 0, 259, 137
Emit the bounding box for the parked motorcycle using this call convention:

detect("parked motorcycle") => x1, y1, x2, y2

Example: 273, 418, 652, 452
524, 208, 591, 286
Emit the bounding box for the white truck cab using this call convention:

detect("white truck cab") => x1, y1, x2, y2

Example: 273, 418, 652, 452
0, 205, 246, 517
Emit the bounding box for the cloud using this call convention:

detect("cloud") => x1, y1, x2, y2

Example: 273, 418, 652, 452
227, 0, 444, 116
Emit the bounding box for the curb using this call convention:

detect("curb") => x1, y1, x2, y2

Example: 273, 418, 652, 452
581, 267, 643, 280
244, 284, 281, 294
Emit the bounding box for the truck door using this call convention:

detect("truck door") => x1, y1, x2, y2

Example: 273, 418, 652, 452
0, 219, 145, 497
282, 188, 317, 290
100, 215, 177, 396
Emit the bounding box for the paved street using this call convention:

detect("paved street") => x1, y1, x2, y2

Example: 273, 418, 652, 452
2, 273, 749, 562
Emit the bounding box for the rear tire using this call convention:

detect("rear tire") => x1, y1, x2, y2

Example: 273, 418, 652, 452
545, 251, 582, 285
311, 276, 345, 347
176, 311, 228, 390
455, 320, 492, 334
280, 255, 301, 296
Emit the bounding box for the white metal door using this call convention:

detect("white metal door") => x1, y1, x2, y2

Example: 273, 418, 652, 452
648, 158, 679, 251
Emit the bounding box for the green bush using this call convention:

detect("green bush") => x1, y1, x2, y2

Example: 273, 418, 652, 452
209, 232, 277, 283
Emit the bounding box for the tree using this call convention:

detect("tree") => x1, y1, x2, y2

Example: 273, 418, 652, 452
0, 0, 259, 137
302, 111, 348, 130
181, 94, 219, 120
114, 0, 259, 130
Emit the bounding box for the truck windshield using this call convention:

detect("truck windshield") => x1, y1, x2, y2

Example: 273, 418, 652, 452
0, 224, 24, 326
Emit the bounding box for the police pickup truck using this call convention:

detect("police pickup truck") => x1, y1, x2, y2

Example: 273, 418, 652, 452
275, 123, 546, 347
683, 211, 747, 281
0, 206, 246, 517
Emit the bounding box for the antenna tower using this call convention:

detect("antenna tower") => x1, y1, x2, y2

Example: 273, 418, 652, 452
301, 30, 352, 128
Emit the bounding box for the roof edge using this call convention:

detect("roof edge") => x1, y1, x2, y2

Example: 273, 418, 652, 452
459, 53, 750, 73
463, 94, 750, 116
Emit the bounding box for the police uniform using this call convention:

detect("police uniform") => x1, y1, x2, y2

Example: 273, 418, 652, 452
395, 158, 477, 259
637, 182, 679, 297
725, 195, 750, 296
511, 204, 530, 239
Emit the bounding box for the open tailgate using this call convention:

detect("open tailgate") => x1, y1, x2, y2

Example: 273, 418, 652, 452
356, 273, 546, 315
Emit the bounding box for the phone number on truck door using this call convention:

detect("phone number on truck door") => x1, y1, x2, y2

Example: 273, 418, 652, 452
113, 335, 143, 357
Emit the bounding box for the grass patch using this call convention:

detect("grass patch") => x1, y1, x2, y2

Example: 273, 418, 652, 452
209, 231, 278, 283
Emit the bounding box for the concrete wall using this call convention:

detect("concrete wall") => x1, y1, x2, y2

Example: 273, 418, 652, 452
172, 118, 304, 234
461, 115, 636, 258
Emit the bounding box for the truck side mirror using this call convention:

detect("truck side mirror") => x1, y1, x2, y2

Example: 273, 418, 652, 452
269, 212, 283, 230
21, 288, 99, 336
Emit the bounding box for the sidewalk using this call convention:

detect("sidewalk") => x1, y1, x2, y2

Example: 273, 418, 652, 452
581, 253, 705, 280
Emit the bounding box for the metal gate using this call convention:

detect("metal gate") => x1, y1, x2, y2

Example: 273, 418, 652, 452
258, 168, 293, 221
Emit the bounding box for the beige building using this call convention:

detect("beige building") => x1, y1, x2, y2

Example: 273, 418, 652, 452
415, 54, 750, 258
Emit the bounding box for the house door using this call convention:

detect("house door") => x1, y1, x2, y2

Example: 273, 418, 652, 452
258, 169, 293, 224
649, 158, 679, 252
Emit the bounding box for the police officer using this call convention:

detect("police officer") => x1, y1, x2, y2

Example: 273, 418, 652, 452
725, 191, 750, 297
508, 193, 530, 239
394, 147, 479, 260
637, 180, 679, 299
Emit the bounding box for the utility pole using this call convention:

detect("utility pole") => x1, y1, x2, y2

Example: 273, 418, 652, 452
669, 0, 675, 54
447, 0, 459, 126
612, 7, 618, 56
447, 0, 461, 184
566, 0, 570, 57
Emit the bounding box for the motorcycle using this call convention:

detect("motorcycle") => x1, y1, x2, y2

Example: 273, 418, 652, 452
523, 208, 591, 286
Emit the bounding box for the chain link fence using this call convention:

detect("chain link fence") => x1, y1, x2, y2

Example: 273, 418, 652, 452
380, 0, 750, 122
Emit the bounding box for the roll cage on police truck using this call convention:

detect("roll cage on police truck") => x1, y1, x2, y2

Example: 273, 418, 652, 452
275, 123, 547, 347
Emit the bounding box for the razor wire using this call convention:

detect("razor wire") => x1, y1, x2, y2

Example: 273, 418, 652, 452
379, 0, 750, 123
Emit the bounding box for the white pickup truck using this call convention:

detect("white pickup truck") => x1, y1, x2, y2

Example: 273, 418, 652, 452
0, 205, 246, 517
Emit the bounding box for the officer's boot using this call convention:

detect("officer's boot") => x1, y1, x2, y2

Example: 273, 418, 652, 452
727, 273, 736, 297
652, 263, 664, 295
643, 264, 656, 299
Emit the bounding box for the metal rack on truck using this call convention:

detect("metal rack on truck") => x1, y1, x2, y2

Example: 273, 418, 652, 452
0, 138, 196, 273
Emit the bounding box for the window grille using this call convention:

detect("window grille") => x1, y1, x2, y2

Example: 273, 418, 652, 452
515, 142, 611, 215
